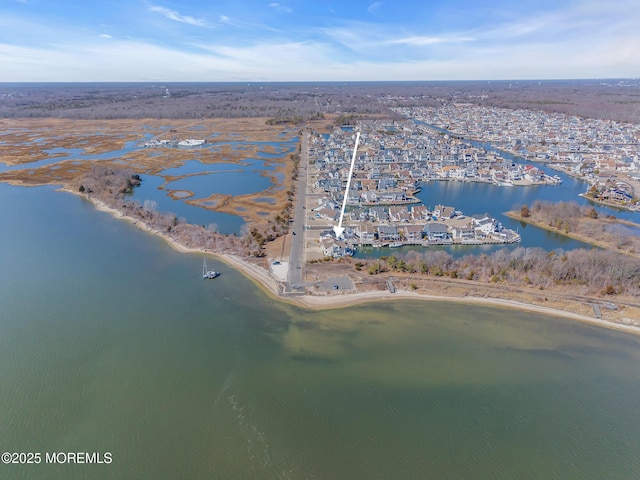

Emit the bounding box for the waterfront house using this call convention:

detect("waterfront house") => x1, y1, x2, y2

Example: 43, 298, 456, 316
177, 139, 206, 147
401, 224, 425, 242
452, 226, 476, 241
362, 190, 378, 203
369, 206, 388, 222
411, 205, 429, 221
423, 223, 451, 242
355, 222, 376, 244
472, 216, 496, 236
348, 208, 368, 222
377, 224, 399, 242
388, 206, 410, 222
433, 205, 455, 220
380, 192, 405, 203
321, 238, 349, 258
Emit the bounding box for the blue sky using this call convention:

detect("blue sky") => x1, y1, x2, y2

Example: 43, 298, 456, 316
0, 0, 638, 81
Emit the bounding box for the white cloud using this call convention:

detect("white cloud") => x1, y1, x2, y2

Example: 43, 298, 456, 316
384, 36, 475, 46
149, 5, 207, 27
2, 34, 638, 83
367, 2, 382, 16
268, 3, 292, 13
2, 0, 640, 83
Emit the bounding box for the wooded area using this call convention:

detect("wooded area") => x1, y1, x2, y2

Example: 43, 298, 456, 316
353, 246, 640, 298
75, 166, 291, 257
510, 200, 640, 257
2, 80, 639, 122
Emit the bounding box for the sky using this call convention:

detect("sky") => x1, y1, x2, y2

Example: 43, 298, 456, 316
0, 0, 638, 82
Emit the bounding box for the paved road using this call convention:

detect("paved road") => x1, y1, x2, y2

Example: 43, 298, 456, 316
285, 130, 309, 292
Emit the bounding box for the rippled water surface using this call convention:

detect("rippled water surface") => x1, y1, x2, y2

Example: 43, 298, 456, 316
1, 183, 640, 480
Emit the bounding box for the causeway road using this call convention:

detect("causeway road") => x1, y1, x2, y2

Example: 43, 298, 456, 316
285, 130, 309, 293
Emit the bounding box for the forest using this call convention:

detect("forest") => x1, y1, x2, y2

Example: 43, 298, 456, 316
2, 80, 640, 122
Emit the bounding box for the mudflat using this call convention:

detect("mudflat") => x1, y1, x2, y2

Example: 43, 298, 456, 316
0, 117, 300, 227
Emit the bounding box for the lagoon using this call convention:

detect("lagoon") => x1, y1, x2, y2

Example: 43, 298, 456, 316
355, 158, 638, 258
130, 174, 245, 232
2, 182, 640, 479
0, 132, 296, 235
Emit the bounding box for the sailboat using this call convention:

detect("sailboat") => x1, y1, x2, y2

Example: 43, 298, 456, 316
202, 258, 220, 279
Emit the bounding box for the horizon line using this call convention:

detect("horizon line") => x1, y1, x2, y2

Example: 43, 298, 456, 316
0, 78, 638, 85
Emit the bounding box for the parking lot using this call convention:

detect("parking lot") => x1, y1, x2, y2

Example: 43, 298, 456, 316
320, 275, 355, 292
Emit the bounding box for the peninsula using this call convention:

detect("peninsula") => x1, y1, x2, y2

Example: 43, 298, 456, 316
1, 81, 639, 332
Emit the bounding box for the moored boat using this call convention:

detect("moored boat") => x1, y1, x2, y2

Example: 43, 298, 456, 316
202, 258, 220, 279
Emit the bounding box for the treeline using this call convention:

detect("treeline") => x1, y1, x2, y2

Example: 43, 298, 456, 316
517, 200, 640, 256
76, 159, 303, 258
266, 110, 325, 125
4, 82, 639, 122
0, 84, 394, 120
75, 166, 271, 257
356, 247, 640, 297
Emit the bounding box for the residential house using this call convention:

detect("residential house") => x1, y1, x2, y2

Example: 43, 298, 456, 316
362, 191, 378, 203
433, 205, 455, 220
368, 206, 388, 222
400, 224, 424, 242
388, 206, 410, 222
472, 215, 496, 236
321, 238, 350, 258
355, 222, 376, 244
423, 223, 451, 242
452, 226, 476, 241
377, 224, 399, 242
411, 205, 429, 221
315, 208, 339, 221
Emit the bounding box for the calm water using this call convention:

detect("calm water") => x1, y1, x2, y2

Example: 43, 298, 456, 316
133, 174, 246, 232
417, 121, 639, 222
356, 177, 594, 259
131, 157, 283, 233
2, 183, 640, 479
356, 139, 638, 258
0, 135, 296, 235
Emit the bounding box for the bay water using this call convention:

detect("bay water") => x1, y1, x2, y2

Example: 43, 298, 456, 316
1, 183, 640, 479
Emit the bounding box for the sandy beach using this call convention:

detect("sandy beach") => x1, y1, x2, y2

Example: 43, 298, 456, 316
64, 186, 640, 337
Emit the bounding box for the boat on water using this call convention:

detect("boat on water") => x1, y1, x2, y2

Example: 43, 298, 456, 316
202, 258, 220, 279
388, 242, 403, 248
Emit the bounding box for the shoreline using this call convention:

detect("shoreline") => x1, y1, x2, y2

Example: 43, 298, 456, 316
504, 210, 640, 258
62, 186, 640, 337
